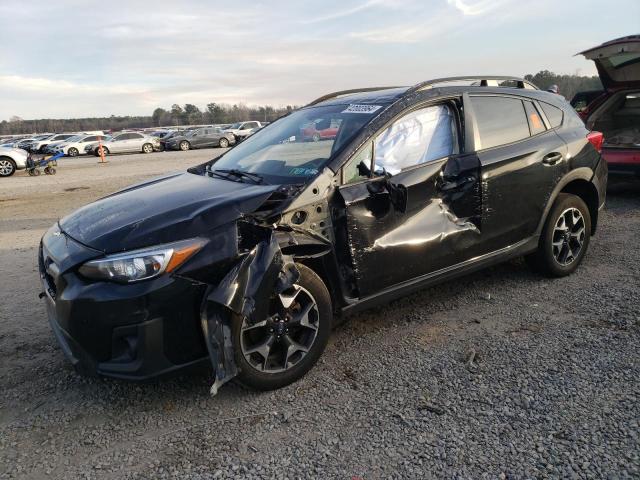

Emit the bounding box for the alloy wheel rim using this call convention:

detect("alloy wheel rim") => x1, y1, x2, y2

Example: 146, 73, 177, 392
240, 285, 319, 374
180, 142, 188, 150
0, 160, 13, 175
143, 144, 152, 153
552, 207, 585, 266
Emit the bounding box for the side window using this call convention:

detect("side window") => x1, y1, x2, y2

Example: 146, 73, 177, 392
131, 133, 143, 139
524, 101, 546, 135
343, 143, 373, 184
84, 136, 97, 142
373, 104, 457, 175
539, 102, 563, 128
470, 96, 531, 149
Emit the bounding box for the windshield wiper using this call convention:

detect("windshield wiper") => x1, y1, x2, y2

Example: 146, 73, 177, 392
215, 169, 264, 184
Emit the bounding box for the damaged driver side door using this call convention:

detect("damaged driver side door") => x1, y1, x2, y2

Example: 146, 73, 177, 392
337, 102, 483, 297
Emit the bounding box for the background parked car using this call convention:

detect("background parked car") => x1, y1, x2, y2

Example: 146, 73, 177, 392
301, 118, 341, 141
53, 134, 110, 157
223, 121, 264, 141
0, 146, 29, 177
164, 127, 235, 151
30, 133, 77, 153
578, 35, 640, 175
93, 132, 160, 156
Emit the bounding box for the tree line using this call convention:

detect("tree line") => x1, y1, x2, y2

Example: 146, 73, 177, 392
0, 103, 296, 136
524, 70, 601, 101
1, 71, 603, 136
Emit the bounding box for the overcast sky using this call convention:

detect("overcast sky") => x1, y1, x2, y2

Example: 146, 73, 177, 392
0, 0, 638, 120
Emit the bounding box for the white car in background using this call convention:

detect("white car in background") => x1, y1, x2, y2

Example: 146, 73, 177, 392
30, 133, 78, 153
223, 121, 265, 141
52, 134, 108, 156
0, 147, 29, 177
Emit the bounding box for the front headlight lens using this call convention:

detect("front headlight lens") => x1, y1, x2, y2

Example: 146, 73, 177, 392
78, 238, 206, 283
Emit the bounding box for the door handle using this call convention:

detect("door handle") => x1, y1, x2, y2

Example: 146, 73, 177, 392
542, 152, 563, 165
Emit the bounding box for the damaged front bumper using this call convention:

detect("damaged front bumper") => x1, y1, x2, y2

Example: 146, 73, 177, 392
40, 221, 301, 392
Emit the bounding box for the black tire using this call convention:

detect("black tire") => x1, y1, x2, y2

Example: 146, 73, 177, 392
33, 168, 41, 176
526, 193, 591, 277
0, 157, 16, 177
219, 137, 229, 148
95, 146, 109, 157
67, 147, 79, 157
230, 264, 332, 391
179, 141, 190, 151
142, 143, 154, 154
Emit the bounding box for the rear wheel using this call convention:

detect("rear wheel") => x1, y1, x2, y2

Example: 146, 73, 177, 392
219, 137, 229, 148
231, 264, 332, 391
142, 143, 154, 153
67, 147, 79, 157
0, 157, 16, 177
312, 132, 321, 142
179, 141, 190, 151
526, 193, 591, 277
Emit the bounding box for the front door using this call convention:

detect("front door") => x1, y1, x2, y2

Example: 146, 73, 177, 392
337, 102, 484, 297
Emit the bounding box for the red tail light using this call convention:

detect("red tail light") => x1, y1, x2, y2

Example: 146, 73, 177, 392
587, 131, 603, 154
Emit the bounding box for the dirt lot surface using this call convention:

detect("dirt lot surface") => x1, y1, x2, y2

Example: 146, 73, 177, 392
1, 151, 639, 479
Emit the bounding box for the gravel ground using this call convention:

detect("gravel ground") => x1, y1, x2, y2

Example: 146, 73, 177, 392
0, 151, 638, 479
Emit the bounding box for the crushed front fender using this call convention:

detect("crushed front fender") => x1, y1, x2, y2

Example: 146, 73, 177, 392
199, 229, 300, 395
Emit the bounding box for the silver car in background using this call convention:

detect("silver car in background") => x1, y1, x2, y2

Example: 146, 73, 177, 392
90, 132, 160, 156
0, 147, 29, 177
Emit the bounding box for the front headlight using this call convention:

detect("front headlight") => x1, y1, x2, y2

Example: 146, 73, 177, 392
78, 238, 206, 283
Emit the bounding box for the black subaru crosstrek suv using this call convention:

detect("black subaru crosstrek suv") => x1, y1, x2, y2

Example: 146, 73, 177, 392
40, 76, 608, 394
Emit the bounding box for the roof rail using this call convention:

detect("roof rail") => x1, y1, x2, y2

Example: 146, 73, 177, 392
306, 86, 404, 107
305, 76, 538, 107
408, 76, 538, 93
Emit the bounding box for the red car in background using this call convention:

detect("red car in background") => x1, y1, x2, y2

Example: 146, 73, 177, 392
578, 35, 640, 175
301, 119, 341, 141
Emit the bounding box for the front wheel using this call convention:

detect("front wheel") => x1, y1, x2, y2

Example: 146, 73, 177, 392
231, 264, 332, 391
142, 143, 154, 153
0, 157, 16, 177
67, 147, 79, 157
179, 141, 190, 151
95, 146, 109, 157
526, 193, 591, 277
219, 137, 229, 148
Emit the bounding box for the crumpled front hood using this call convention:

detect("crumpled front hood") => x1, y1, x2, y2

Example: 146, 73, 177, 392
59, 172, 280, 253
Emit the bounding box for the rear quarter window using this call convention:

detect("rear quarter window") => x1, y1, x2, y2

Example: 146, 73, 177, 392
470, 96, 530, 150
524, 101, 546, 135
539, 102, 564, 128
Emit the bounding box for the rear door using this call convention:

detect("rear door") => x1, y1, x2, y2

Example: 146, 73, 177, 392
200, 129, 216, 147
464, 93, 568, 252
337, 102, 484, 297
127, 133, 145, 151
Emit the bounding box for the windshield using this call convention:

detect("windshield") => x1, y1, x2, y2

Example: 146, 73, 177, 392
210, 104, 380, 184
228, 123, 241, 129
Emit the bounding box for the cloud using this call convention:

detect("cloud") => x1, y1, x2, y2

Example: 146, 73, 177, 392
302, 0, 398, 24
447, 0, 497, 15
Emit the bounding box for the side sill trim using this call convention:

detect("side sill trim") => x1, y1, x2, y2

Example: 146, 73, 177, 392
341, 235, 538, 316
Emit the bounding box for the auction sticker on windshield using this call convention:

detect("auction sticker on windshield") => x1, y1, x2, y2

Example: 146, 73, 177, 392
342, 104, 383, 114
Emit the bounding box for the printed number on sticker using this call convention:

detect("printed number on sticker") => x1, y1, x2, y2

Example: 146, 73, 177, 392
342, 104, 382, 114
